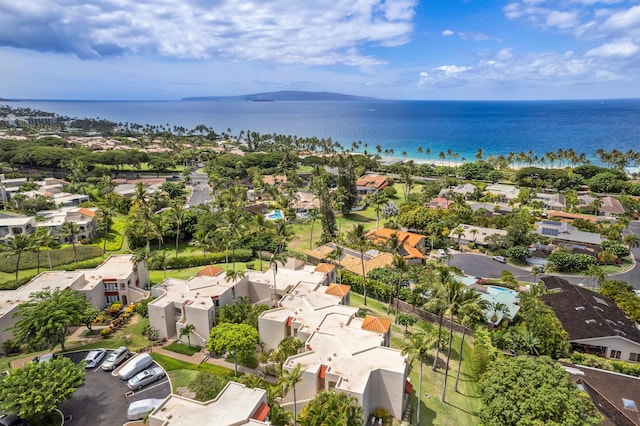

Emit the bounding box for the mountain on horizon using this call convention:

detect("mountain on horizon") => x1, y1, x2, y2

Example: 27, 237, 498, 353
182, 91, 376, 102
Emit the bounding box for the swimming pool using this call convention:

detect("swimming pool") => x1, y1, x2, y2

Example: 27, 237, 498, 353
488, 286, 516, 294
265, 209, 284, 220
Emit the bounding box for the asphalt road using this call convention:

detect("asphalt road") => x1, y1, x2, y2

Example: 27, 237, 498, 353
59, 350, 170, 426
187, 169, 212, 207
452, 220, 640, 289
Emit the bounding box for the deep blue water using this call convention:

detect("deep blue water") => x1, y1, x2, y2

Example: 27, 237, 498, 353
6, 99, 640, 161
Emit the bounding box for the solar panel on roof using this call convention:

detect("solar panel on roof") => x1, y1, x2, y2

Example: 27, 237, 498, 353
542, 220, 562, 226
541, 228, 559, 236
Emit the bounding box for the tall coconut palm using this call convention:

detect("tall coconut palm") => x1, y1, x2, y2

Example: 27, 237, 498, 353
391, 255, 408, 319
623, 233, 640, 250
402, 331, 437, 425
438, 276, 466, 402
152, 250, 169, 280
252, 214, 268, 270
367, 191, 389, 229
281, 363, 304, 426
307, 207, 320, 250
326, 246, 344, 284
225, 269, 246, 302
30, 227, 55, 274
221, 209, 246, 272
454, 292, 487, 393
270, 251, 288, 306
169, 200, 186, 257
424, 268, 451, 371
97, 205, 115, 254
347, 224, 369, 305
7, 234, 30, 283
132, 243, 152, 288
61, 222, 80, 262
190, 229, 214, 263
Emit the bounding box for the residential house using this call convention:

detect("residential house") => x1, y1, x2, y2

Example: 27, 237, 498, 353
262, 175, 288, 187
428, 197, 454, 210
439, 183, 477, 199
355, 174, 391, 195
541, 276, 640, 362
0, 216, 37, 244
0, 255, 149, 346
449, 224, 507, 246
535, 220, 603, 250
306, 243, 395, 275
599, 196, 625, 217
485, 184, 520, 201
545, 211, 599, 223
564, 364, 640, 426
366, 228, 427, 264
291, 191, 320, 214
149, 381, 270, 426
535, 192, 566, 211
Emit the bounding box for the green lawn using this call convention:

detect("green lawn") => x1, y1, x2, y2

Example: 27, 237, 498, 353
93, 213, 127, 252
350, 293, 482, 425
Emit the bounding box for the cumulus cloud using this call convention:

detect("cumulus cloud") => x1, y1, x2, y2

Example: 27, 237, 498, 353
586, 39, 640, 58
442, 30, 454, 36
0, 0, 418, 65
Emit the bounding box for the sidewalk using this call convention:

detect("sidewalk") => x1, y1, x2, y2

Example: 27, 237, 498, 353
150, 346, 277, 383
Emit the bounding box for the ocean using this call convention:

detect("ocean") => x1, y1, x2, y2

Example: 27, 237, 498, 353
6, 98, 640, 162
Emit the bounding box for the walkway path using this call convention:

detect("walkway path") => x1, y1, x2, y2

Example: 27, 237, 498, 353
150, 345, 277, 383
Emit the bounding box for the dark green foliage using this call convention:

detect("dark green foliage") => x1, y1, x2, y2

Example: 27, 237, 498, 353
546, 250, 597, 272
479, 356, 600, 426
298, 391, 363, 426
164, 342, 202, 356
505, 245, 530, 263
518, 293, 569, 358
470, 326, 498, 380
0, 245, 103, 273
587, 172, 628, 193
187, 371, 227, 402
457, 161, 495, 180
573, 164, 625, 180
571, 351, 640, 377
164, 249, 252, 269
341, 270, 394, 303
217, 297, 271, 329
600, 240, 630, 258
600, 280, 640, 322
136, 297, 156, 318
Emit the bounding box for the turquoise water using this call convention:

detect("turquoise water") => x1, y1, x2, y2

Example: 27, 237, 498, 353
265, 210, 284, 220
488, 286, 517, 294
7, 98, 640, 160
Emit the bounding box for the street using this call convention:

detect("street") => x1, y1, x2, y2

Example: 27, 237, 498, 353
187, 169, 212, 207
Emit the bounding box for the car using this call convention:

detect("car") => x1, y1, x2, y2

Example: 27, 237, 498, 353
118, 353, 154, 380
437, 249, 447, 259
492, 256, 507, 263
127, 366, 165, 390
0, 413, 28, 426
101, 346, 130, 371
84, 349, 107, 369
127, 398, 165, 420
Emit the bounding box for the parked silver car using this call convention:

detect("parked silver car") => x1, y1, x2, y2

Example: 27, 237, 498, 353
127, 366, 165, 390
84, 349, 107, 369
102, 347, 130, 371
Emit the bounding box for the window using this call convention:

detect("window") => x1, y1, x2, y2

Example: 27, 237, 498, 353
593, 296, 609, 306
106, 295, 119, 304
575, 306, 585, 311
576, 384, 585, 391
11, 227, 22, 235
174, 308, 182, 316
630, 353, 640, 362
623, 398, 638, 411
104, 283, 117, 291
120, 283, 126, 290
585, 319, 596, 325
610, 349, 621, 359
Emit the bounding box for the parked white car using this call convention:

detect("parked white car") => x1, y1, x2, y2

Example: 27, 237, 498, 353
127, 366, 165, 390
127, 398, 165, 420
84, 349, 106, 369
492, 255, 507, 263
118, 353, 153, 380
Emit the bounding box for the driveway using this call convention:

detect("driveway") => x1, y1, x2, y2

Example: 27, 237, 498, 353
450, 253, 536, 283
59, 350, 170, 426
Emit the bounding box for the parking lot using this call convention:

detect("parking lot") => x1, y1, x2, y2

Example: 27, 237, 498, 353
59, 350, 171, 426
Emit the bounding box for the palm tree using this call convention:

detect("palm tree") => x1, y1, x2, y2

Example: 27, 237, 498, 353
530, 266, 542, 284
347, 224, 369, 305
425, 268, 453, 371
307, 207, 320, 250
132, 243, 152, 288
30, 227, 54, 274
270, 251, 287, 306
221, 209, 246, 272
252, 214, 268, 270
624, 233, 640, 250
367, 191, 389, 229
179, 324, 195, 347
152, 250, 169, 280
452, 226, 465, 245
326, 246, 344, 284
486, 301, 510, 326
225, 269, 246, 302
392, 255, 408, 319
190, 230, 213, 263
281, 363, 304, 426
97, 205, 114, 254
99, 175, 116, 204
61, 222, 80, 262
402, 331, 437, 425
469, 228, 479, 242
169, 201, 186, 257
454, 292, 487, 393
7, 234, 30, 283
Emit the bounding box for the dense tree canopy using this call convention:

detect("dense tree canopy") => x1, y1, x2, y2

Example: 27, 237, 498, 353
0, 356, 85, 422
207, 322, 259, 375
479, 356, 600, 426
12, 287, 93, 351
298, 391, 363, 426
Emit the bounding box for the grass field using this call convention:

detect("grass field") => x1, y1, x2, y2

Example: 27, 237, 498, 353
350, 293, 482, 426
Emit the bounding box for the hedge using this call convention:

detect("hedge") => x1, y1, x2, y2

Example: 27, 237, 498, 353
571, 352, 640, 377
0, 245, 104, 273
341, 270, 394, 303
0, 274, 38, 290
164, 249, 253, 269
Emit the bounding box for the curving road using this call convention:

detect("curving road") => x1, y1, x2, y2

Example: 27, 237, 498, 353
451, 220, 640, 290
187, 169, 212, 207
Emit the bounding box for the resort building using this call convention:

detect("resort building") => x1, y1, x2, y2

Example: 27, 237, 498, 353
541, 277, 640, 363
0, 216, 37, 244
148, 265, 333, 345
0, 255, 149, 346
36, 207, 98, 242
149, 381, 270, 426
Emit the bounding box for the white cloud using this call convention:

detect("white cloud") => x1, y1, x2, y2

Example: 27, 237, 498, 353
586, 39, 639, 58
0, 0, 419, 66
442, 30, 454, 36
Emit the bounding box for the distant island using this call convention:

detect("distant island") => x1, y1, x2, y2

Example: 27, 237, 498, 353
182, 91, 376, 102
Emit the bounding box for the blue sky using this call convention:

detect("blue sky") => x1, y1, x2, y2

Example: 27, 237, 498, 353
0, 0, 639, 100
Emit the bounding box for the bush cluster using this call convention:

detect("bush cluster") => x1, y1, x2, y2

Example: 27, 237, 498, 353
546, 251, 597, 272
571, 352, 640, 377
0, 245, 103, 273
155, 249, 253, 269
340, 270, 393, 303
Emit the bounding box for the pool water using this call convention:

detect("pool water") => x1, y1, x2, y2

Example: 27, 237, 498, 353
265, 210, 284, 220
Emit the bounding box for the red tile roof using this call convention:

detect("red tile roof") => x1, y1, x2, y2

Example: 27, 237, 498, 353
197, 266, 224, 277
325, 283, 351, 297
315, 263, 336, 273
428, 197, 454, 209
361, 315, 392, 334
251, 402, 270, 422
78, 207, 96, 217
356, 174, 390, 190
